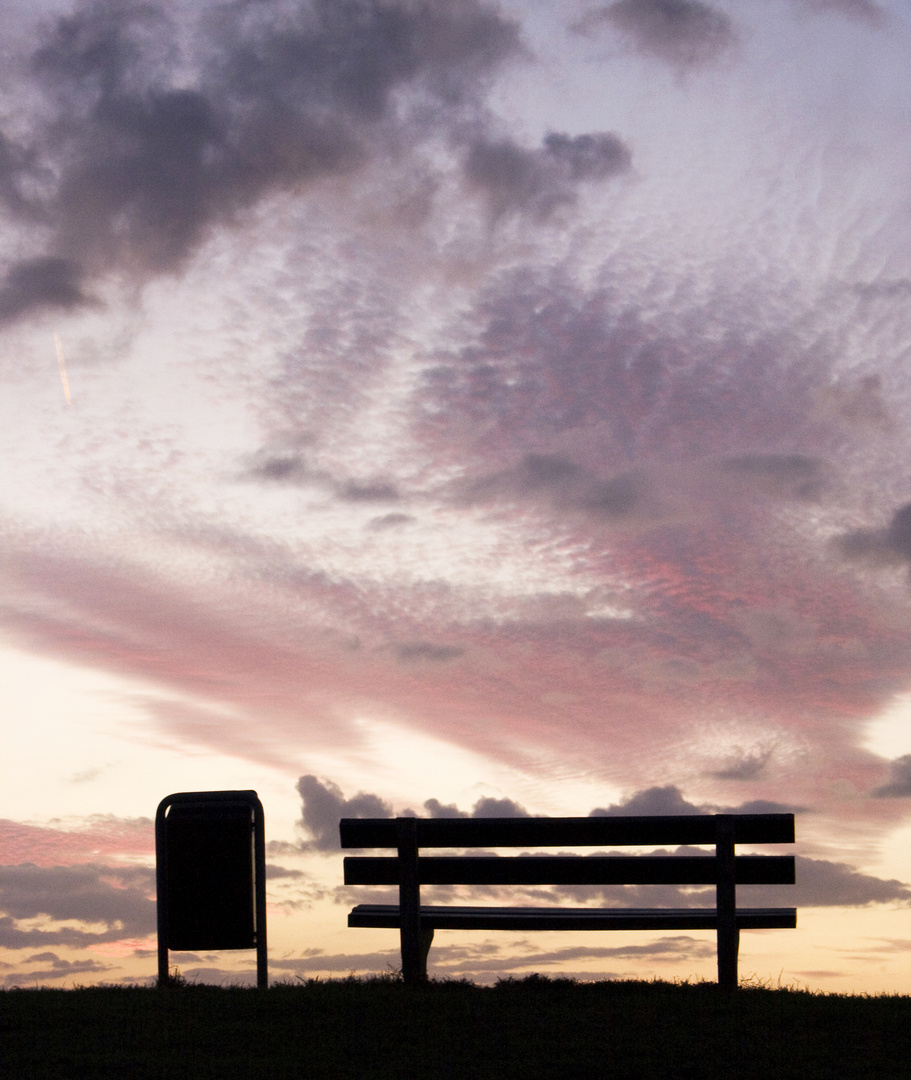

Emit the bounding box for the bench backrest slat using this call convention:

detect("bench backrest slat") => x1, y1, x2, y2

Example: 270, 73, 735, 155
339, 814, 795, 849
344, 853, 795, 886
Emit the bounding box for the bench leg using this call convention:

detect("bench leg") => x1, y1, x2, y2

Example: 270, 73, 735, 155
421, 926, 434, 970
399, 923, 434, 986
716, 815, 739, 992
397, 818, 426, 986
717, 925, 740, 993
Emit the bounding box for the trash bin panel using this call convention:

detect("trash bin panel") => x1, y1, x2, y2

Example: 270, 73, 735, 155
164, 802, 256, 950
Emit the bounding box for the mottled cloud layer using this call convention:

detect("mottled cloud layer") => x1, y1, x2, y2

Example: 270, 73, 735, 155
0, 0, 636, 324
0, 816, 153, 867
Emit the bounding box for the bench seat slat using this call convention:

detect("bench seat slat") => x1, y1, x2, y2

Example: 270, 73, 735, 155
348, 903, 798, 932
344, 854, 795, 886
340, 814, 795, 850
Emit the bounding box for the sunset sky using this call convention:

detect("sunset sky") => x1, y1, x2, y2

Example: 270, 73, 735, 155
4, 0, 911, 992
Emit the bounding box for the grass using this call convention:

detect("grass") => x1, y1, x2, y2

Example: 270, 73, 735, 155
4, 973, 911, 1080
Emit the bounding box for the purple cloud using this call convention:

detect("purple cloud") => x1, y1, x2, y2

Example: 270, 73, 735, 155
576, 0, 737, 67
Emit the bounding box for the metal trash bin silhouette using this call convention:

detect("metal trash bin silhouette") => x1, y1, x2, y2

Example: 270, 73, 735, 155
156, 790, 267, 988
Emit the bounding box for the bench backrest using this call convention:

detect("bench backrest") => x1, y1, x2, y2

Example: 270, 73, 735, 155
342, 813, 795, 887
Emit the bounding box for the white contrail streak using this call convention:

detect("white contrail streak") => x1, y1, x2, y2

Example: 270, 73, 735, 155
54, 332, 71, 405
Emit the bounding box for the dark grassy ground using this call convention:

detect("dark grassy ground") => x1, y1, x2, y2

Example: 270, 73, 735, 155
4, 974, 911, 1080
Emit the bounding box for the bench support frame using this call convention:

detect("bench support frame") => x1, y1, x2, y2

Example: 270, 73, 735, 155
342, 813, 795, 990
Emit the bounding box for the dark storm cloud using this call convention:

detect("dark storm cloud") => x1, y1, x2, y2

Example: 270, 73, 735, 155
0, 0, 521, 321
576, 0, 736, 67
837, 502, 911, 567
871, 755, 911, 798
464, 131, 631, 218
0, 863, 155, 946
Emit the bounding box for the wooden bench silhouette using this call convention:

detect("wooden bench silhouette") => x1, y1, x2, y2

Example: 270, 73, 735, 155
341, 813, 796, 990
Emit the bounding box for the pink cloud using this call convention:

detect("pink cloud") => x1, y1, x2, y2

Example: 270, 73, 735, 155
0, 817, 153, 868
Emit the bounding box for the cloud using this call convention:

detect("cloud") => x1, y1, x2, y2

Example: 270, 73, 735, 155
269, 935, 713, 980
871, 756, 911, 798
246, 450, 402, 505
249, 453, 309, 483
426, 936, 715, 974
542, 132, 633, 182
577, 0, 736, 68
709, 746, 775, 781
469, 796, 530, 817
296, 774, 393, 852
464, 131, 631, 219
394, 641, 464, 663
2, 953, 113, 988
422, 798, 469, 818
0, 131, 40, 219
837, 502, 911, 567
790, 857, 911, 907
590, 785, 703, 816
719, 455, 826, 501
408, 793, 531, 817
269, 948, 403, 976
367, 513, 414, 531
264, 864, 306, 880
0, 816, 153, 867
794, 0, 886, 26
340, 481, 400, 503
513, 849, 906, 911
590, 785, 805, 816
468, 454, 645, 522
815, 374, 890, 429
0, 863, 156, 947
0, 0, 522, 321
298, 776, 534, 851
0, 258, 92, 324
419, 266, 833, 480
